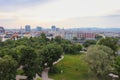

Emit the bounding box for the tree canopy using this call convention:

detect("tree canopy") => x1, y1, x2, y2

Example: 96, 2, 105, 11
98, 37, 119, 53
114, 55, 120, 76
0, 34, 83, 79
83, 40, 97, 47
0, 55, 18, 80
40, 43, 63, 67
84, 45, 114, 80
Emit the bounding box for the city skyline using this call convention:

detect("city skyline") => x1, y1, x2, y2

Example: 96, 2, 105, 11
0, 0, 120, 29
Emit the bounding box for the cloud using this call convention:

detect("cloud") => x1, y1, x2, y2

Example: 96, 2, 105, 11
0, 0, 53, 11
51, 15, 120, 28
0, 0, 120, 28
0, 18, 17, 23
1, 15, 120, 29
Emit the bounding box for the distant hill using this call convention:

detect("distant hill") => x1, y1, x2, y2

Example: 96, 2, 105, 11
67, 28, 120, 32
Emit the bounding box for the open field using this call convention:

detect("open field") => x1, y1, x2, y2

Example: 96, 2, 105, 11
49, 54, 96, 80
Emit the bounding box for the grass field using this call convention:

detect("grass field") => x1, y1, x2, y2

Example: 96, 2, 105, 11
49, 54, 95, 80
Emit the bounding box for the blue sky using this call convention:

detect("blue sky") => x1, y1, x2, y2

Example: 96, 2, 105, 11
0, 0, 120, 29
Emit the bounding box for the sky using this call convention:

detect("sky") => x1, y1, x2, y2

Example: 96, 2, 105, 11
0, 0, 120, 29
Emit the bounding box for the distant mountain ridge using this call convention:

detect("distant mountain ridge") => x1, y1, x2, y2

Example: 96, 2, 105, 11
67, 28, 120, 32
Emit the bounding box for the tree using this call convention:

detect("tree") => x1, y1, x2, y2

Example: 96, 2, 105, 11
40, 32, 50, 43
114, 55, 120, 76
80, 37, 86, 41
83, 40, 97, 47
0, 55, 18, 80
40, 43, 63, 67
40, 33, 46, 39
84, 45, 114, 80
73, 37, 78, 42
95, 35, 103, 40
63, 43, 82, 54
20, 46, 41, 80
98, 37, 119, 54
54, 36, 62, 43
63, 44, 76, 54
2, 39, 16, 48
74, 44, 83, 52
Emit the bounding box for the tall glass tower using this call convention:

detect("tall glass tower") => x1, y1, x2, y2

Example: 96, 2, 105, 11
25, 25, 31, 32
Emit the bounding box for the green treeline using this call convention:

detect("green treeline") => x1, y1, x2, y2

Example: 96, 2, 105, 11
0, 34, 82, 80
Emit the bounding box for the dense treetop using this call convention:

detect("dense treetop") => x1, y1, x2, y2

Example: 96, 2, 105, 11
0, 34, 83, 80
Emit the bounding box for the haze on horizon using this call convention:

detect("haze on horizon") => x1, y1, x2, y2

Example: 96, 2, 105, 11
0, 0, 120, 29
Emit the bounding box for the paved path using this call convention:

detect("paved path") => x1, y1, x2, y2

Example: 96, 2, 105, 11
41, 67, 53, 80
16, 75, 27, 80
41, 56, 64, 80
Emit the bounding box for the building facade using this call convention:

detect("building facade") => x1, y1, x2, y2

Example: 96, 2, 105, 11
25, 25, 31, 32
0, 26, 5, 34
51, 25, 56, 31
36, 26, 42, 31
64, 31, 96, 40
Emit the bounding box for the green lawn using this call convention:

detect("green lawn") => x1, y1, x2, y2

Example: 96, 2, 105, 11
49, 54, 95, 80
